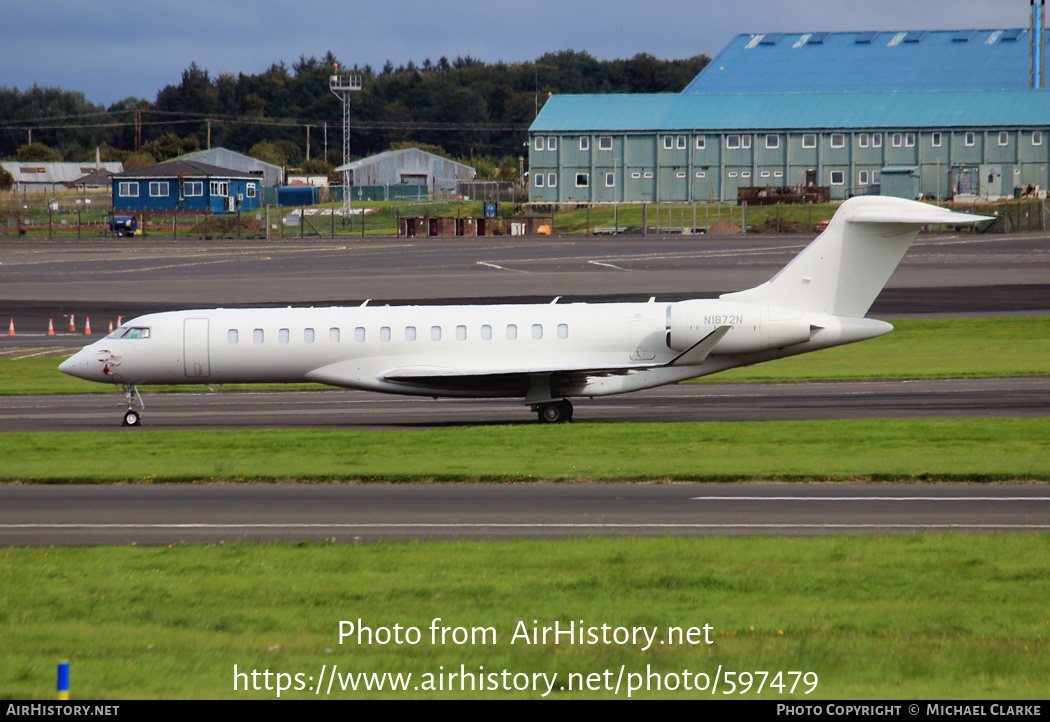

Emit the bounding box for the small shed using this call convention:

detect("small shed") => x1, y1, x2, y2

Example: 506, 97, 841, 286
111, 160, 261, 214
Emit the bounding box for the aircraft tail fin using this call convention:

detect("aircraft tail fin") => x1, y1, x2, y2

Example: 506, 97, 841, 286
720, 197, 992, 318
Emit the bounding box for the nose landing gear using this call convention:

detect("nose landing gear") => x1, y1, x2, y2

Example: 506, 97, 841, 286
120, 385, 144, 426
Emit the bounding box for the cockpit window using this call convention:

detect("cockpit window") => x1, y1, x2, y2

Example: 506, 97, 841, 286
117, 327, 151, 339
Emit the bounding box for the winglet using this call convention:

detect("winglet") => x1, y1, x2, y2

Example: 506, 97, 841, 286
668, 326, 731, 367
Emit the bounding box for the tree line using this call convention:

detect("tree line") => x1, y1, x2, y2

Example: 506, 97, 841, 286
0, 50, 709, 184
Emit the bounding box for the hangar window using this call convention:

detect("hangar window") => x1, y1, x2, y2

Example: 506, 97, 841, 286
599, 136, 612, 150
304, 328, 315, 343
802, 134, 817, 149
830, 170, 845, 185
575, 173, 589, 187
532, 324, 543, 340
149, 181, 169, 197
695, 135, 706, 150
547, 137, 558, 151
431, 326, 442, 341
663, 136, 674, 150
185, 181, 203, 196
578, 137, 588, 151
405, 326, 417, 342
456, 325, 467, 341
118, 182, 139, 197
279, 328, 290, 344
557, 324, 568, 339
253, 328, 264, 344
227, 329, 238, 344
965, 131, 976, 147
481, 325, 492, 340
329, 327, 340, 343
932, 132, 942, 147
506, 324, 517, 340
1033, 130, 1043, 146
355, 327, 366, 343
998, 131, 1009, 146
535, 174, 544, 188
605, 173, 615, 187
548, 173, 557, 188
831, 134, 845, 148
765, 134, 779, 149
533, 137, 544, 152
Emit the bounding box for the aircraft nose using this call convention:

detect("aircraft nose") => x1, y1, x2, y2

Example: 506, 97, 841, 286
59, 349, 105, 381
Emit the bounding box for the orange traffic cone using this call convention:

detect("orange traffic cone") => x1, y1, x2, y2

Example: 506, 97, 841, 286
84, 317, 92, 335
7, 319, 14, 336
108, 321, 113, 333
47, 318, 55, 336
69, 314, 76, 332
117, 316, 122, 327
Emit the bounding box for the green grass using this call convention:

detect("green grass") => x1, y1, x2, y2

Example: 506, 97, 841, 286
1, 536, 1047, 699
2, 418, 1048, 483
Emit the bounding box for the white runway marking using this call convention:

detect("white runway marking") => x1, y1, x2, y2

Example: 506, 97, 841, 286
691, 496, 1050, 502
588, 260, 631, 271
476, 261, 528, 273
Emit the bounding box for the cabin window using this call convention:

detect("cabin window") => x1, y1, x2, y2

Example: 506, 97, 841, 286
858, 170, 869, 185
931, 132, 942, 147
765, 134, 779, 149
547, 136, 558, 151
695, 135, 706, 150
456, 325, 467, 341
830, 134, 845, 148
858, 133, 869, 148
965, 131, 976, 146
605, 173, 615, 187
695, 171, 706, 178
118, 182, 139, 197
802, 134, 816, 148
575, 173, 589, 187
278, 328, 290, 344
246, 183, 256, 198
253, 328, 264, 344
872, 133, 883, 147
185, 181, 203, 196
506, 324, 517, 340
431, 326, 442, 341
149, 181, 169, 197
548, 173, 557, 188
534, 174, 544, 188
578, 137, 588, 151
599, 136, 612, 150
380, 326, 391, 342
533, 137, 544, 152
227, 329, 238, 344
892, 133, 903, 147
1032, 130, 1043, 146
304, 328, 315, 343
663, 135, 673, 150
210, 181, 229, 197
354, 327, 365, 342
532, 324, 543, 339
830, 170, 845, 185
481, 325, 492, 340
557, 324, 568, 339
405, 326, 417, 341
905, 133, 916, 147
118, 327, 150, 339
726, 135, 741, 149
998, 131, 1009, 146
677, 135, 687, 149
329, 327, 340, 343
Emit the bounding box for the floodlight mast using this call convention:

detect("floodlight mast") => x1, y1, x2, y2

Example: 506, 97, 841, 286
330, 70, 362, 224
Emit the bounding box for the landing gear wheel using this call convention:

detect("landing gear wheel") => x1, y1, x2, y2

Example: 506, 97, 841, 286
537, 399, 573, 423
123, 410, 141, 427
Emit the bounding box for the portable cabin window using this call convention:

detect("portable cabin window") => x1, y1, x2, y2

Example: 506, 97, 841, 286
329, 327, 340, 343
533, 137, 544, 152
1032, 130, 1043, 146
872, 133, 883, 147
676, 135, 687, 149
728, 172, 738, 178
858, 133, 869, 148
506, 324, 517, 340
557, 323, 568, 339
931, 132, 942, 147
605, 173, 615, 187
547, 173, 557, 188
905, 133, 916, 147
185, 181, 203, 196
774, 171, 784, 178
354, 327, 365, 342
695, 171, 706, 178
765, 134, 779, 149
534, 174, 544, 188
246, 183, 257, 198
304, 328, 315, 343
456, 325, 467, 341
149, 181, 169, 197
532, 324, 543, 339
695, 135, 706, 150
431, 326, 441, 341
998, 131, 1009, 146
481, 325, 492, 340
741, 171, 751, 179
210, 181, 229, 197
726, 135, 741, 149
380, 327, 391, 342
830, 134, 845, 148
742, 135, 752, 148
575, 173, 589, 187
253, 328, 264, 344
802, 134, 817, 149
118, 182, 139, 197
965, 132, 976, 147
631, 172, 641, 179
760, 171, 771, 178
578, 137, 588, 151
227, 329, 238, 344
278, 328, 290, 344
663, 135, 674, 150
830, 171, 845, 185
643, 171, 653, 179
599, 136, 612, 150
858, 170, 870, 186
872, 170, 881, 185
676, 171, 686, 179
405, 326, 417, 342
542, 137, 554, 151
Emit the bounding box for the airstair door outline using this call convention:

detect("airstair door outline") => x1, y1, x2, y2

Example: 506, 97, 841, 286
183, 318, 211, 378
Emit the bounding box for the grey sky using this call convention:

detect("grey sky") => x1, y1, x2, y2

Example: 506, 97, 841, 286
3, 0, 1036, 106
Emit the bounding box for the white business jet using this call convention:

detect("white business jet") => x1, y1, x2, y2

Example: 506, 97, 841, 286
60, 197, 989, 426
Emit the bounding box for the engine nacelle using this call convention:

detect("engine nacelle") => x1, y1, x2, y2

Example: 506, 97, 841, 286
667, 300, 811, 355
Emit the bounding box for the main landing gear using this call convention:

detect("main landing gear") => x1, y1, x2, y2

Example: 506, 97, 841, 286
121, 384, 144, 426
533, 399, 573, 423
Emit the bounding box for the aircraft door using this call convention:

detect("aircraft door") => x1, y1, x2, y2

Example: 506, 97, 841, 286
629, 320, 656, 361
183, 318, 211, 378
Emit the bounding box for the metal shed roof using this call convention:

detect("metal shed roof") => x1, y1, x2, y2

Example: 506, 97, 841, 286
1, 161, 124, 186
336, 148, 475, 175
530, 89, 1050, 133
113, 159, 256, 179
684, 29, 1036, 94
175, 148, 283, 186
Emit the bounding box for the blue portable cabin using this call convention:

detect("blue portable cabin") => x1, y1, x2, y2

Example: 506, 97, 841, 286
111, 159, 261, 214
